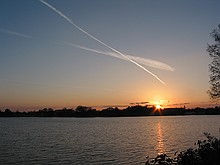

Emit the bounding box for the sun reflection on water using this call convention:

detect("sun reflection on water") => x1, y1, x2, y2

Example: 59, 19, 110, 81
156, 122, 165, 154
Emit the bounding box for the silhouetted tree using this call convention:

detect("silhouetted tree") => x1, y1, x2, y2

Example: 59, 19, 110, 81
101, 107, 121, 117
54, 108, 74, 117
207, 24, 220, 100
177, 133, 220, 165
75, 105, 91, 112
3, 109, 13, 117
75, 105, 94, 116
38, 108, 54, 117
146, 133, 220, 165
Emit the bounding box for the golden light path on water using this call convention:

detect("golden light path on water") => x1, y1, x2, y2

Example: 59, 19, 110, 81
156, 122, 165, 154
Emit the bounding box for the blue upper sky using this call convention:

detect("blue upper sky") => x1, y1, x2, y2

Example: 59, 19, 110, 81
1, 0, 220, 110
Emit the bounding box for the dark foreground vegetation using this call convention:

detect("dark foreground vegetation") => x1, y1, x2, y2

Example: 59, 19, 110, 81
146, 133, 220, 165
0, 105, 220, 117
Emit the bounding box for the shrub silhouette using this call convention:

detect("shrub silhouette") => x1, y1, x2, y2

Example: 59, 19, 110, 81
146, 132, 220, 165
177, 132, 220, 165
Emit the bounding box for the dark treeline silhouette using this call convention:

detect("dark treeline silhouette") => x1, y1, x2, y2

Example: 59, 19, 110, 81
0, 105, 220, 117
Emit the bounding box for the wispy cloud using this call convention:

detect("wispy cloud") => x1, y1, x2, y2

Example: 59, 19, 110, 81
39, 0, 166, 84
0, 28, 33, 39
63, 41, 174, 71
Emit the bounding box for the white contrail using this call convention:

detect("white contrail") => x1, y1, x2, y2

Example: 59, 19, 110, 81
0, 28, 33, 39
63, 41, 174, 71
39, 0, 166, 84
62, 41, 128, 60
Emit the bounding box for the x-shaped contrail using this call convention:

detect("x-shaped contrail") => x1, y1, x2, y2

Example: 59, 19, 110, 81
39, 0, 169, 84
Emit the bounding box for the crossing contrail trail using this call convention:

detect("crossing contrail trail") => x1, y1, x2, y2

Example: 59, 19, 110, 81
39, 0, 166, 84
63, 41, 174, 71
0, 28, 33, 39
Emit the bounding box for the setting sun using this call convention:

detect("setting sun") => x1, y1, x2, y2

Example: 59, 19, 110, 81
156, 104, 161, 109
151, 98, 168, 110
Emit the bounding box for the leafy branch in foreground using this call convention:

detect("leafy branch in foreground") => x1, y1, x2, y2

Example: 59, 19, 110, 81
177, 132, 220, 165
146, 132, 220, 165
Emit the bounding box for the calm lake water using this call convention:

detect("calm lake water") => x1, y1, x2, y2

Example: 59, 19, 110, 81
1, 116, 220, 165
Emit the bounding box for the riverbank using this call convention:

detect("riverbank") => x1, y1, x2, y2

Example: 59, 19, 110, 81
1, 105, 220, 117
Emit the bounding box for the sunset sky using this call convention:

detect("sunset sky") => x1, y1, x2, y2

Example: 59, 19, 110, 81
1, 0, 220, 111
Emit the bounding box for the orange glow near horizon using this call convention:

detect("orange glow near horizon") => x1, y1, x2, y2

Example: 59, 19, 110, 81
156, 104, 162, 109
152, 99, 167, 109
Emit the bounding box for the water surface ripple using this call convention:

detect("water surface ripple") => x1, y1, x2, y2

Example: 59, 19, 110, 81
1, 116, 220, 164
